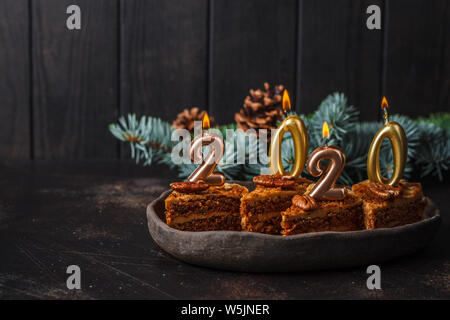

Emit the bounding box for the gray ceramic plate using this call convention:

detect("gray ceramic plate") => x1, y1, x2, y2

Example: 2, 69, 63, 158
147, 185, 441, 272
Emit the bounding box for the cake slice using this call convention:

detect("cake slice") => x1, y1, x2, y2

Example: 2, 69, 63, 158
352, 180, 426, 229
281, 189, 364, 235
165, 182, 248, 231
240, 175, 312, 234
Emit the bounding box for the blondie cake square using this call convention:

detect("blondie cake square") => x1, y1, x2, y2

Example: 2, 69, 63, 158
165, 182, 248, 231
240, 175, 312, 234
352, 180, 426, 229
281, 190, 364, 235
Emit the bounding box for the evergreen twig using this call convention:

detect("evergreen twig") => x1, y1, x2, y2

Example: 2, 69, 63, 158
110, 94, 450, 184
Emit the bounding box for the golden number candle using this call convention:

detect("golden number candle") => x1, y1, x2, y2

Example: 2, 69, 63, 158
367, 97, 407, 186
187, 113, 226, 186
269, 90, 309, 177
306, 122, 346, 200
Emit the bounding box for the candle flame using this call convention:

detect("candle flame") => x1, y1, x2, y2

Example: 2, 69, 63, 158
202, 112, 210, 129
322, 121, 330, 140
282, 90, 291, 112
381, 96, 389, 110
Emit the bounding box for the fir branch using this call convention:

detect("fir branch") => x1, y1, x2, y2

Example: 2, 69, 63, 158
310, 92, 359, 145
109, 114, 174, 165
415, 122, 450, 181
417, 112, 450, 130
110, 94, 450, 184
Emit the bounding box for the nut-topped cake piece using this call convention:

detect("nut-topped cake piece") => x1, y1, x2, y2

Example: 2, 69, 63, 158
165, 181, 248, 231
240, 174, 312, 234
352, 180, 426, 229
281, 187, 364, 235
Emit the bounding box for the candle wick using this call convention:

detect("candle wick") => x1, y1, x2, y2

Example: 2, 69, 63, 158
383, 107, 389, 123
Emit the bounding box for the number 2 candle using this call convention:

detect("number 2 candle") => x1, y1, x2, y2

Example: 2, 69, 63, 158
306, 122, 346, 200
187, 113, 226, 186
367, 97, 407, 186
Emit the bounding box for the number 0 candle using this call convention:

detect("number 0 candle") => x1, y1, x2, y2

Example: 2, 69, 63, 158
367, 97, 407, 186
269, 90, 308, 177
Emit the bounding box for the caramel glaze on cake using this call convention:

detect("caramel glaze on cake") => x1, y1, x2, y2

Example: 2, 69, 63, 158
281, 189, 364, 235
352, 180, 426, 229
240, 175, 312, 235
165, 183, 248, 231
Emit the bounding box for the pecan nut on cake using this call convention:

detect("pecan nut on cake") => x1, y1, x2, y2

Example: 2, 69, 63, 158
352, 180, 427, 229
281, 187, 364, 236
240, 174, 312, 234
165, 181, 248, 231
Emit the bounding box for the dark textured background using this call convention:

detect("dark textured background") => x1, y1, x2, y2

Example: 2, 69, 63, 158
0, 1, 449, 299
0, 0, 449, 160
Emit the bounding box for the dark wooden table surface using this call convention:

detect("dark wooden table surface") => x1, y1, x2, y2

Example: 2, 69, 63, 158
0, 160, 449, 299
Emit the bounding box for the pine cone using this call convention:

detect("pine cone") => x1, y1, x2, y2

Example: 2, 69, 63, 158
235, 82, 284, 132
172, 107, 214, 131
